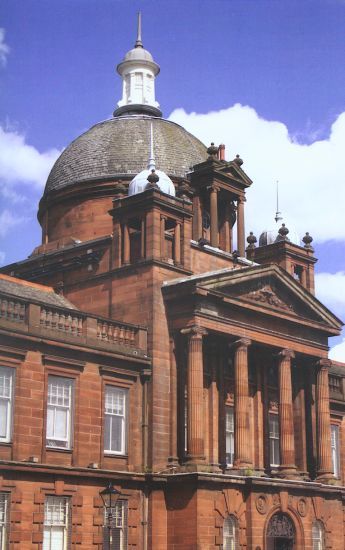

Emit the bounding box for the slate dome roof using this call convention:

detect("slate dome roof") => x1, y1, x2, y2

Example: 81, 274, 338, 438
44, 115, 207, 196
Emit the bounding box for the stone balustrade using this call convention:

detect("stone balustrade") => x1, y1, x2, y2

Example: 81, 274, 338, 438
0, 296, 26, 323
0, 293, 148, 356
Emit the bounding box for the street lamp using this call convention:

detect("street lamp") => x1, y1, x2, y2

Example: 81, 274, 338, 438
100, 482, 122, 548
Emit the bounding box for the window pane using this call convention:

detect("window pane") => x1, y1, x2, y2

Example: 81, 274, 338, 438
46, 377, 73, 449
43, 497, 69, 550
0, 367, 14, 442
103, 500, 127, 550
0, 401, 8, 439
226, 407, 234, 466
269, 414, 280, 467
104, 387, 127, 454
110, 416, 123, 453
331, 425, 340, 478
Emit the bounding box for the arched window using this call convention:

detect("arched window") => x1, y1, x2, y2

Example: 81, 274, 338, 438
312, 520, 325, 550
266, 512, 295, 550
223, 515, 238, 550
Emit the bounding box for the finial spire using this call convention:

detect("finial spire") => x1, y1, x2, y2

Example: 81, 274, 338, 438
274, 180, 283, 223
148, 123, 156, 170
135, 11, 143, 48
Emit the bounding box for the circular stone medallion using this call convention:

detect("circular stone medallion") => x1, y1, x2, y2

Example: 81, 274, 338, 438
256, 494, 268, 515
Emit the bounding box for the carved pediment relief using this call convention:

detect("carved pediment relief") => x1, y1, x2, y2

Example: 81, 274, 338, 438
198, 266, 339, 327
241, 283, 294, 313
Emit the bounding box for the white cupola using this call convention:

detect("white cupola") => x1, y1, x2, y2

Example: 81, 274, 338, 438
128, 123, 175, 197
114, 13, 162, 117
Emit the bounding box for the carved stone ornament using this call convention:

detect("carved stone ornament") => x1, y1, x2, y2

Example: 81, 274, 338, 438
242, 285, 293, 312
256, 494, 268, 515
266, 513, 295, 538
297, 498, 307, 517
272, 494, 280, 506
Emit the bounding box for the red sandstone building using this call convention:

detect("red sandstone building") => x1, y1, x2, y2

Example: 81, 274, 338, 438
0, 16, 344, 550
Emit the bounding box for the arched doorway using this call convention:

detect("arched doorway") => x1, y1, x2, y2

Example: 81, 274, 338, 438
266, 513, 295, 550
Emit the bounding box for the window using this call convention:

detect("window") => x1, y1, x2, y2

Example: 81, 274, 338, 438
0, 367, 14, 443
0, 494, 9, 550
43, 496, 70, 550
46, 376, 73, 449
312, 520, 325, 550
103, 500, 128, 550
331, 424, 340, 478
225, 406, 234, 466
269, 413, 280, 467
104, 387, 128, 455
223, 515, 238, 550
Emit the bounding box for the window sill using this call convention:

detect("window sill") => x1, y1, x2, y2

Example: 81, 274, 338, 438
104, 453, 128, 459
0, 442, 12, 447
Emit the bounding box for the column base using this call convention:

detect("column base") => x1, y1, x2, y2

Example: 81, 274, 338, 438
316, 471, 337, 484
180, 462, 219, 473
275, 465, 301, 480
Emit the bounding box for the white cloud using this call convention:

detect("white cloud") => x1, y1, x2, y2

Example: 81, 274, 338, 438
0, 29, 10, 67
169, 105, 345, 242
0, 126, 60, 189
329, 338, 345, 362
315, 272, 345, 320
0, 209, 28, 237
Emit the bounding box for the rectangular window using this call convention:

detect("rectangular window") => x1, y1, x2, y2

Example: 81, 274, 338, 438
103, 500, 128, 550
225, 406, 234, 466
331, 424, 340, 478
104, 387, 128, 455
0, 367, 14, 443
269, 413, 280, 467
43, 496, 70, 550
46, 376, 73, 449
0, 494, 9, 550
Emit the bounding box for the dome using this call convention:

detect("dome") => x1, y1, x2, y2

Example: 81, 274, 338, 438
44, 116, 207, 196
129, 169, 175, 196
259, 223, 300, 246
123, 47, 154, 64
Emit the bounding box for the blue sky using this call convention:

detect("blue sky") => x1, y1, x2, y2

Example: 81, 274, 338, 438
0, 0, 344, 358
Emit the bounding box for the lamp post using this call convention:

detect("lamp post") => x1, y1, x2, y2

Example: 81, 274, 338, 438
100, 481, 122, 549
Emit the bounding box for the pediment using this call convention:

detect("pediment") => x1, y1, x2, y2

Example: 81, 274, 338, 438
196, 264, 342, 330
218, 161, 253, 187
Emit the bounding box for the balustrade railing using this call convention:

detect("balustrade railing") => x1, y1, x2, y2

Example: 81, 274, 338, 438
97, 319, 136, 347
0, 292, 147, 355
40, 307, 84, 336
0, 296, 26, 323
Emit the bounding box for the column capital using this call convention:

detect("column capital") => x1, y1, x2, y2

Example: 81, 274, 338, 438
316, 358, 332, 370
237, 195, 247, 204
231, 337, 251, 350
278, 349, 295, 360
207, 184, 220, 193
181, 325, 208, 339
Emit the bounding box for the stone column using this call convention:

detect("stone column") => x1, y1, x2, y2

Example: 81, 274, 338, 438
210, 186, 219, 248
160, 216, 166, 259
233, 338, 252, 469
278, 349, 298, 477
140, 216, 146, 260
237, 196, 246, 257
316, 359, 333, 482
209, 344, 219, 468
168, 335, 178, 464
123, 223, 130, 264
174, 222, 181, 265
193, 195, 202, 241
183, 326, 206, 463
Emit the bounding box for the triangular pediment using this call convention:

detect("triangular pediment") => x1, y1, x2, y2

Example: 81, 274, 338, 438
217, 160, 253, 187
194, 264, 342, 331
